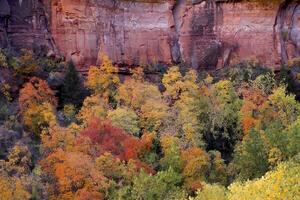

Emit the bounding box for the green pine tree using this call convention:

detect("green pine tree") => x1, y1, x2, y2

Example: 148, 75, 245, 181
61, 61, 84, 107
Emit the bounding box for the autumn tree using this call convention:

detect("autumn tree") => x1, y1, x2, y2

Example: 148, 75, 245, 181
160, 135, 183, 173
239, 86, 268, 133
41, 149, 107, 200
77, 95, 108, 126
116, 67, 169, 134
107, 107, 140, 136
200, 79, 242, 159
116, 68, 162, 111
233, 129, 269, 180
96, 152, 132, 183
244, 85, 300, 134
162, 66, 184, 101
19, 77, 57, 136
128, 168, 186, 200
140, 98, 169, 133
41, 123, 79, 155
228, 160, 300, 200
5, 144, 32, 176
86, 55, 120, 104
138, 132, 159, 167
22, 103, 57, 137
13, 49, 38, 76
175, 93, 207, 147
164, 68, 203, 146
80, 118, 152, 163
95, 152, 142, 199
239, 85, 300, 169
192, 183, 227, 200
19, 77, 57, 110
265, 86, 300, 128
0, 174, 31, 200
181, 147, 210, 191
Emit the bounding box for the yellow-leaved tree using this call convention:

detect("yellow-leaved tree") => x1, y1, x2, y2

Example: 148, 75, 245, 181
0, 174, 31, 200
228, 160, 300, 200
163, 67, 203, 146
19, 77, 57, 136
116, 68, 162, 111
116, 67, 168, 133
162, 66, 184, 101
86, 54, 120, 103
181, 147, 210, 192
77, 94, 108, 126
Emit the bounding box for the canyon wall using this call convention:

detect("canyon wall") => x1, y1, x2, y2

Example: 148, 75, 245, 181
0, 0, 57, 55
47, 0, 177, 71
0, 0, 300, 71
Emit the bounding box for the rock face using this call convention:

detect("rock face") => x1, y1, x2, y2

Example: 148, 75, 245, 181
0, 0, 10, 48
0, 0, 58, 55
48, 0, 176, 72
0, 0, 300, 71
216, 1, 300, 69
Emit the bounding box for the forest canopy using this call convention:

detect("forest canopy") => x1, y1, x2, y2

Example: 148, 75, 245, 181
0, 49, 299, 200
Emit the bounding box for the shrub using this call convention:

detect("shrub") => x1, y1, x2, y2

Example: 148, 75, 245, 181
0, 102, 10, 121
252, 72, 276, 94
0, 49, 8, 68
192, 183, 227, 200
215, 60, 271, 87
129, 168, 185, 200
107, 107, 140, 136
12, 49, 38, 75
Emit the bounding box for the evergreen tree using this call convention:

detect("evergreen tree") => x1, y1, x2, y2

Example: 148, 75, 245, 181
61, 61, 84, 107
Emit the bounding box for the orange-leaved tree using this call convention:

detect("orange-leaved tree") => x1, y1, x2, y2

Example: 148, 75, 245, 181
19, 77, 57, 136
40, 149, 107, 200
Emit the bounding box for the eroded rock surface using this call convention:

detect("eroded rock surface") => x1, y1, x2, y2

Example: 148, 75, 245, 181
48, 0, 176, 72
0, 0, 300, 71
0, 0, 57, 55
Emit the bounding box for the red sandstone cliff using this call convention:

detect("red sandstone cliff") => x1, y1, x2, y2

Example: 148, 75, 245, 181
0, 0, 299, 71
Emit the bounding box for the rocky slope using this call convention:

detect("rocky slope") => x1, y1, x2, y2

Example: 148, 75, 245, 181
0, 0, 299, 71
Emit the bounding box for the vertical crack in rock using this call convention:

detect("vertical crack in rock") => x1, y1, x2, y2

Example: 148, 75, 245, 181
171, 0, 185, 63
273, 0, 293, 64
0, 0, 11, 48
289, 3, 300, 57
40, 0, 60, 56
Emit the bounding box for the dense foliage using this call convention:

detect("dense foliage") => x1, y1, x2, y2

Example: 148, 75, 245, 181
0, 50, 299, 199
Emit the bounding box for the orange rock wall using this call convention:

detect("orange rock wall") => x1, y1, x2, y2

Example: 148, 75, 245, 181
1, 0, 300, 71
49, 0, 176, 71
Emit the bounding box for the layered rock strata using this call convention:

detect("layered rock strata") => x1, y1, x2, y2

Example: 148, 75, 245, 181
0, 0, 299, 71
